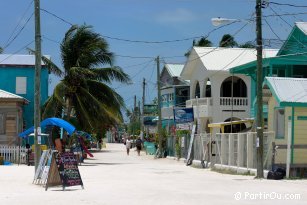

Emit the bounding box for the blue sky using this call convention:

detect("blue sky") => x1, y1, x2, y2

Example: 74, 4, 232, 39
1, 0, 307, 118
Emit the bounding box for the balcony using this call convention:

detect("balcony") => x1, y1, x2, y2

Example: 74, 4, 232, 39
219, 97, 249, 110
186, 97, 213, 118
161, 107, 174, 119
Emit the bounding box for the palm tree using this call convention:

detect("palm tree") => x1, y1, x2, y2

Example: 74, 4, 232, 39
0, 47, 3, 53
41, 25, 131, 133
196, 37, 212, 47
185, 37, 212, 57
239, 41, 256, 48
219, 34, 238, 48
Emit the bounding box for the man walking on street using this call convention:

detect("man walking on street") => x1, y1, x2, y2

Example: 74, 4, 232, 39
136, 137, 142, 156
125, 137, 132, 156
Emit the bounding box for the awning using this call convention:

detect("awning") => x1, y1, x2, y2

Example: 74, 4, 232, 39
19, 117, 76, 138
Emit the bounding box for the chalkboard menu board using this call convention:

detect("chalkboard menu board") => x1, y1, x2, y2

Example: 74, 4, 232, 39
55, 152, 84, 189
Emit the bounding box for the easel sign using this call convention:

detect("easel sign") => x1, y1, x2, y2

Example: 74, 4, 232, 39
186, 124, 196, 166
45, 152, 84, 191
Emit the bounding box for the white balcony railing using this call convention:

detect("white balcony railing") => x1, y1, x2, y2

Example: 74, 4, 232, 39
219, 97, 248, 106
186, 97, 212, 107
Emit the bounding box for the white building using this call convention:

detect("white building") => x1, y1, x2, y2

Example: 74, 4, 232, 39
160, 64, 189, 129
180, 47, 278, 134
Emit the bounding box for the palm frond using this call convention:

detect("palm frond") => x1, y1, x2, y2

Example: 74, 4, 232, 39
53, 82, 66, 105
90, 66, 131, 84
27, 48, 63, 77
87, 80, 125, 109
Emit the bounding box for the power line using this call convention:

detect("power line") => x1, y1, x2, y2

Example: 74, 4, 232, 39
3, 12, 34, 49
114, 54, 153, 59
179, 22, 250, 65
40, 8, 73, 26
40, 7, 246, 45
264, 19, 282, 41
42, 35, 155, 59
0, 40, 34, 64
268, 6, 307, 49
269, 2, 307, 8
263, 12, 307, 18
3, 0, 33, 47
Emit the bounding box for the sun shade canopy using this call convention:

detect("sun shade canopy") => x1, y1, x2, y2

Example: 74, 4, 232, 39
19, 117, 76, 138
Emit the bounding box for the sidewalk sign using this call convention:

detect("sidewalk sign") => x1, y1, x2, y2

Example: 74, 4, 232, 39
186, 124, 196, 166
33, 150, 50, 184
45, 152, 84, 191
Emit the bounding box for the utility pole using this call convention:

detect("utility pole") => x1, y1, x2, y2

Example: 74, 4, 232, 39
142, 78, 146, 139
256, 0, 264, 178
156, 56, 163, 158
132, 95, 136, 137
34, 0, 42, 172
138, 100, 141, 125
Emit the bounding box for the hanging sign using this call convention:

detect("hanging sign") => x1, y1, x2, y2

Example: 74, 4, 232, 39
173, 108, 194, 124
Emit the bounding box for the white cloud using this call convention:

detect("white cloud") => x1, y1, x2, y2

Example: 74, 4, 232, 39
155, 8, 197, 24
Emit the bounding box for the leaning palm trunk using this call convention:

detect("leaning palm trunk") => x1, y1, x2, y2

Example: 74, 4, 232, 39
40, 25, 131, 133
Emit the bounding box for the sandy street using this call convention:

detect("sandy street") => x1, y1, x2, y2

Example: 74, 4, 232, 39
0, 143, 306, 205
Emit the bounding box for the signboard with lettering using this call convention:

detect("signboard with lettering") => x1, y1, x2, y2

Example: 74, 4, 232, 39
45, 152, 84, 191
173, 108, 194, 124
55, 152, 84, 190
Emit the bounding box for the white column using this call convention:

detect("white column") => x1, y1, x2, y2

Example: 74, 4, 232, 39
246, 132, 254, 169
221, 134, 227, 165
286, 121, 292, 178
237, 133, 245, 167
228, 134, 235, 166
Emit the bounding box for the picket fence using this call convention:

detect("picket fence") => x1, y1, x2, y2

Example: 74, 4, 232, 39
0, 145, 27, 164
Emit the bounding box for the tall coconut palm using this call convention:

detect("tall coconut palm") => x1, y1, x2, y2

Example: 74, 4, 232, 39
41, 25, 131, 133
185, 37, 212, 57
219, 34, 238, 48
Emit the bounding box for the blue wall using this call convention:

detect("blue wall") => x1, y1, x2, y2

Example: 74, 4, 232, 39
0, 66, 49, 129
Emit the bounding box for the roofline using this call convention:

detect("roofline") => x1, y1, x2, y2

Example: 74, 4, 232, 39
277, 24, 298, 56
264, 77, 307, 107
230, 52, 307, 74
0, 98, 29, 104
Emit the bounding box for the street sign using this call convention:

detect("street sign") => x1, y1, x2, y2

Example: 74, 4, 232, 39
173, 108, 194, 124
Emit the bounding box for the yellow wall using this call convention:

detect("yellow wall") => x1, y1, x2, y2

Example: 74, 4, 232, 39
293, 107, 307, 164
267, 97, 288, 164
268, 98, 307, 164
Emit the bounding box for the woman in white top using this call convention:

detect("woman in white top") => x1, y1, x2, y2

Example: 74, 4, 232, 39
125, 137, 132, 155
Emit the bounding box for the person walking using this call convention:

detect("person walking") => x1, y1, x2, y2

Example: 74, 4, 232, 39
125, 137, 132, 156
136, 137, 142, 156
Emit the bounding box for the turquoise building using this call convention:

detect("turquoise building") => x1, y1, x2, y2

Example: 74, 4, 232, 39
0, 55, 49, 132
160, 64, 190, 129
230, 22, 307, 122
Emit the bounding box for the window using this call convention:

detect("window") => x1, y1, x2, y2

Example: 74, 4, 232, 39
169, 93, 174, 101
274, 108, 285, 139
0, 114, 5, 134
16, 77, 27, 94
162, 95, 167, 102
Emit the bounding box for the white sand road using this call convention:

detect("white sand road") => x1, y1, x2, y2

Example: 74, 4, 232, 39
0, 143, 306, 205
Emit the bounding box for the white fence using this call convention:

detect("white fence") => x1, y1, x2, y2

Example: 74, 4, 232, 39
0, 145, 27, 164
213, 132, 274, 170
190, 132, 275, 171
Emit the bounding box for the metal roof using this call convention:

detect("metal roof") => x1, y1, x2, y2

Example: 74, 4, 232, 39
0, 89, 29, 103
164, 64, 184, 77
192, 47, 278, 71
264, 77, 307, 106
296, 22, 307, 35
0, 54, 50, 66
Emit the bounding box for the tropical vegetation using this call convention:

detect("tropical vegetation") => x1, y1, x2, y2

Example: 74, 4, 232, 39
39, 25, 131, 135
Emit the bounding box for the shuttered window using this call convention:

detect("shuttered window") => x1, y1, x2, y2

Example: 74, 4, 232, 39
274, 108, 285, 139
16, 77, 27, 94
0, 114, 5, 134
